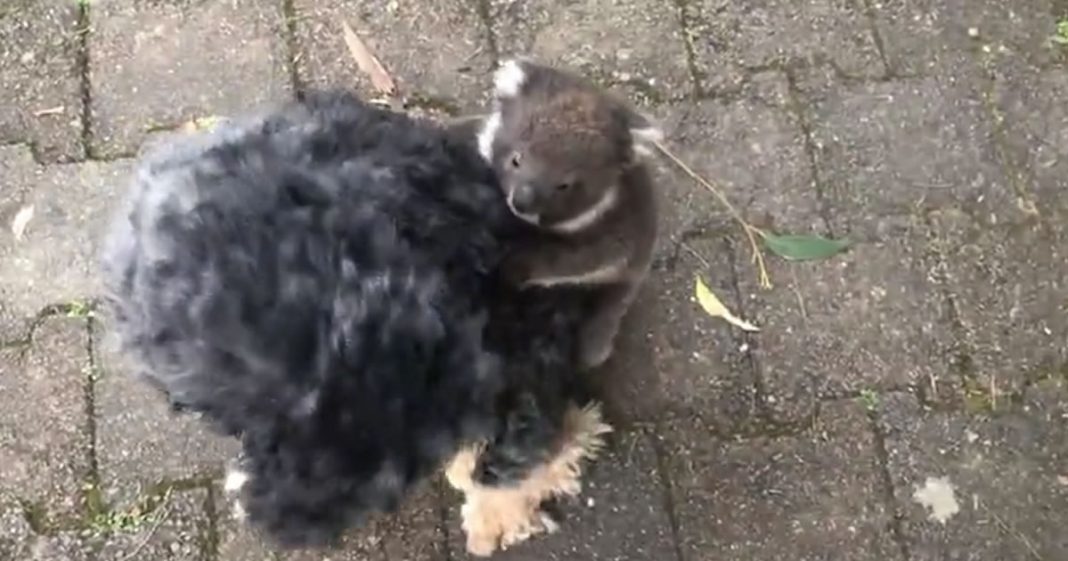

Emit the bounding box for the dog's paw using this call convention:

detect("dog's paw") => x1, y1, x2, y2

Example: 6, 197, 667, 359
223, 464, 250, 521
461, 490, 554, 556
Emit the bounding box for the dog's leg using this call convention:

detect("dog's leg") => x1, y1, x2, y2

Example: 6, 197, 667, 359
444, 403, 612, 556
223, 459, 251, 521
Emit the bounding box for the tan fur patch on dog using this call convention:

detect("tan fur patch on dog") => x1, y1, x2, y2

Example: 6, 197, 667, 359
444, 402, 612, 556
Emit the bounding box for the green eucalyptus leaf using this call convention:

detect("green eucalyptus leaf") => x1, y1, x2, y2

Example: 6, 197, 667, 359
762, 233, 852, 261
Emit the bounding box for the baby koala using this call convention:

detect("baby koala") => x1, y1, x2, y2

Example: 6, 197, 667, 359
477, 58, 661, 368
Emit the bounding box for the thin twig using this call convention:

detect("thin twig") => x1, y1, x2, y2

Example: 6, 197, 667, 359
117, 489, 173, 561
652, 140, 772, 288
679, 240, 713, 271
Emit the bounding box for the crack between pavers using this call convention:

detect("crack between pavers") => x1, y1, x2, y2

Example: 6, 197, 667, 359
76, 0, 96, 160
864, 409, 914, 561
916, 210, 1001, 415
644, 429, 688, 561
973, 53, 1042, 218
669, 0, 704, 99
782, 67, 837, 238
84, 315, 105, 523
281, 0, 306, 99
719, 231, 777, 425
470, 0, 500, 66
433, 478, 456, 561
202, 484, 221, 561
858, 0, 895, 78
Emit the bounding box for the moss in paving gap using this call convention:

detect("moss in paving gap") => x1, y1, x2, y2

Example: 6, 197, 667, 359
76, 0, 95, 159
669, 0, 705, 98
281, 0, 306, 98
82, 314, 105, 531
641, 426, 686, 561
782, 65, 838, 238
87, 477, 214, 537
199, 485, 221, 561
857, 0, 893, 78
861, 399, 914, 561
19, 498, 52, 534
405, 92, 463, 117
470, 0, 500, 65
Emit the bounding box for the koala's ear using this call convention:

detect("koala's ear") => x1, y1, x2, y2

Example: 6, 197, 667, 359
493, 57, 533, 99
622, 108, 663, 160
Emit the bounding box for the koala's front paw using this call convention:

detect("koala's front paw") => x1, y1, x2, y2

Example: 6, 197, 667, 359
500, 255, 535, 289
578, 317, 620, 368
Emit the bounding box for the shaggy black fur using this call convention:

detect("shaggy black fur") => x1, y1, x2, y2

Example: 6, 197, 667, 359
99, 90, 594, 547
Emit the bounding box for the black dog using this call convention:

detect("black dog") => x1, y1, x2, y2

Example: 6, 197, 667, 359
98, 90, 606, 553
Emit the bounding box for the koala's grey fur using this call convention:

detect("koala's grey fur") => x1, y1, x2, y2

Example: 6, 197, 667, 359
473, 58, 661, 368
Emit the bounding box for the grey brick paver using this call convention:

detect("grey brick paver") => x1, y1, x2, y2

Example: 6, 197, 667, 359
0, 318, 91, 523
94, 326, 239, 507
0, 145, 130, 336
663, 399, 906, 561
492, 0, 693, 102
0, 0, 84, 163
293, 0, 493, 113
879, 391, 1068, 560
88, 0, 291, 157
685, 0, 886, 93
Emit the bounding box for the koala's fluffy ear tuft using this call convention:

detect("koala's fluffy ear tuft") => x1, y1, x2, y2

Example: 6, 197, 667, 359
493, 58, 532, 99
621, 108, 663, 160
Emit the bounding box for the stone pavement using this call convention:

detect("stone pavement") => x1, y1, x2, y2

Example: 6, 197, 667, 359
2, 0, 1067, 559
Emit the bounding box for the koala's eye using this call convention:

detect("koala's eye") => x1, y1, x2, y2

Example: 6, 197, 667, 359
555, 183, 571, 191
510, 153, 522, 168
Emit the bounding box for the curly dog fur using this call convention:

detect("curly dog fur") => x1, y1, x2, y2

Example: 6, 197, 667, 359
99, 90, 604, 550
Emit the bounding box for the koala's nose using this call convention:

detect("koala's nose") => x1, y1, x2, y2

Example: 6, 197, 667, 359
509, 184, 537, 214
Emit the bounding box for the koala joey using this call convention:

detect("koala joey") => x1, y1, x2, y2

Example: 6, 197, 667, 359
474, 57, 661, 369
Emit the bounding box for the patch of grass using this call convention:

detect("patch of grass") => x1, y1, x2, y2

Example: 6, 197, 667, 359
64, 300, 95, 319
857, 389, 880, 413
961, 376, 996, 413
1054, 19, 1068, 45
19, 499, 51, 534
87, 488, 171, 537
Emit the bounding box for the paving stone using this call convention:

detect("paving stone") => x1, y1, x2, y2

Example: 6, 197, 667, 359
292, 0, 493, 114
97, 488, 211, 561
0, 0, 84, 163
868, 0, 1064, 75
0, 145, 132, 336
926, 206, 1068, 402
685, 0, 885, 94
664, 74, 948, 422
0, 144, 44, 340
445, 431, 676, 561
792, 65, 1013, 227
0, 317, 91, 523
89, 0, 291, 157
282, 482, 444, 561
987, 56, 1068, 213
878, 392, 1068, 560
666, 72, 822, 231
0, 497, 94, 561
93, 327, 240, 506
662, 399, 904, 561
0, 493, 34, 560
492, 0, 693, 103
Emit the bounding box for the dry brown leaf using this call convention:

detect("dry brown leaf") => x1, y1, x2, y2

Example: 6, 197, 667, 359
341, 20, 398, 97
